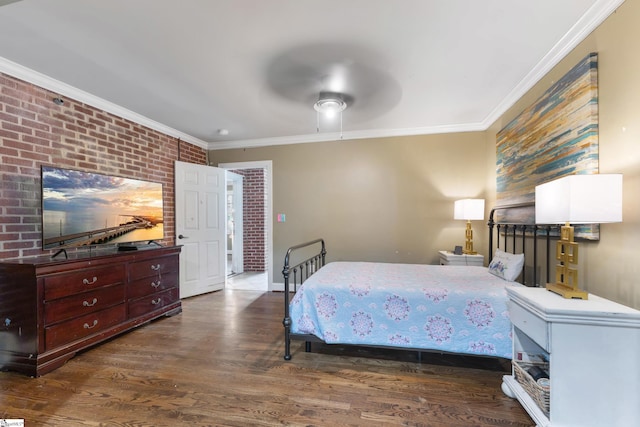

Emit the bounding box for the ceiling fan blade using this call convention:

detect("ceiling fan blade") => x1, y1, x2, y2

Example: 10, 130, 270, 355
265, 43, 402, 120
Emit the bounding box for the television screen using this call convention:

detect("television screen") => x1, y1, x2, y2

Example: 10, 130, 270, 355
41, 166, 165, 250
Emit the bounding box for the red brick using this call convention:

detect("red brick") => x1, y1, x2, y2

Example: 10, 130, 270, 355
0, 250, 20, 259
5, 240, 38, 249
74, 104, 94, 116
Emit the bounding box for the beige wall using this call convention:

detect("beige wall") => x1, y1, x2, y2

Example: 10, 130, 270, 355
486, 0, 640, 308
212, 1, 640, 309
210, 133, 488, 278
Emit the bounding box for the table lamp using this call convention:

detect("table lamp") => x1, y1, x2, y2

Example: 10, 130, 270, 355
535, 174, 622, 299
454, 199, 485, 255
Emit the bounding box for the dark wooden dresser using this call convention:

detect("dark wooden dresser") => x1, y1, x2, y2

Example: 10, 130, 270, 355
0, 246, 181, 376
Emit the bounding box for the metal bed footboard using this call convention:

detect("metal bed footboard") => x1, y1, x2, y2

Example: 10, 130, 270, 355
282, 238, 326, 360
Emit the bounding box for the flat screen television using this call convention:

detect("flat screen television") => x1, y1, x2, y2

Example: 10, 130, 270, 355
41, 166, 165, 251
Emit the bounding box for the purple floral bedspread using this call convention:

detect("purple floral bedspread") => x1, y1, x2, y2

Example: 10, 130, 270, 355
289, 261, 520, 359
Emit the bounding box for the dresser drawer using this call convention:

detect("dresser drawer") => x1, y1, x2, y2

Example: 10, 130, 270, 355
45, 304, 127, 350
128, 271, 179, 299
508, 300, 550, 351
44, 264, 126, 301
44, 284, 126, 325
128, 288, 179, 318
129, 255, 179, 280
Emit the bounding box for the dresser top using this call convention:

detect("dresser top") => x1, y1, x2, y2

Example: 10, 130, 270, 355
0, 245, 181, 268
507, 286, 640, 324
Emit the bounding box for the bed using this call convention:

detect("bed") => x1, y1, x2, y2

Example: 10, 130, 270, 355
282, 203, 556, 361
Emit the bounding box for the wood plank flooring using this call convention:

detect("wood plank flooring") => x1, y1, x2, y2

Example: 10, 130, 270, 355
0, 290, 534, 426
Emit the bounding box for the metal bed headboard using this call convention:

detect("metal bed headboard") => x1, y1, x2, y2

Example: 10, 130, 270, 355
488, 202, 559, 287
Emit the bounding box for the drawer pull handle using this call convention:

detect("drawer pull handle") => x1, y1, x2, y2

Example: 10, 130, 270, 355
83, 277, 98, 285
83, 298, 98, 307
151, 298, 162, 305
151, 264, 161, 271
83, 320, 98, 329
151, 280, 161, 288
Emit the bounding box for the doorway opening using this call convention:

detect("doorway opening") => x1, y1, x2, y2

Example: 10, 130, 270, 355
226, 171, 243, 278
220, 161, 272, 292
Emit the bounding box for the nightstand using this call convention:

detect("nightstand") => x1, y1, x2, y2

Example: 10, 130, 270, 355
502, 286, 640, 426
438, 250, 484, 266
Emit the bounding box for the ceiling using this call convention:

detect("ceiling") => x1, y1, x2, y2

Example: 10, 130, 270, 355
0, 0, 623, 150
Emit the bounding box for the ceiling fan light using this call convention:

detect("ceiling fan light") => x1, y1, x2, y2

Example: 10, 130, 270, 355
314, 93, 347, 116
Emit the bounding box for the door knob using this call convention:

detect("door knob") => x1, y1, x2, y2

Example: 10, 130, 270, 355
178, 234, 188, 239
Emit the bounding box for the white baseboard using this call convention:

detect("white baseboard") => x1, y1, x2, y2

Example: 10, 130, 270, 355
270, 281, 285, 292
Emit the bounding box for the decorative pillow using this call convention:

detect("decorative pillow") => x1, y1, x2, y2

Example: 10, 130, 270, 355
488, 249, 525, 282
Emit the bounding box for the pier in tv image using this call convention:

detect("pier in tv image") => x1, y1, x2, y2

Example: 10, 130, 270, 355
41, 166, 165, 250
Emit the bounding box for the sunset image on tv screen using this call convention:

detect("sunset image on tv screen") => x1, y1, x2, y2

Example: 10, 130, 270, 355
42, 166, 164, 249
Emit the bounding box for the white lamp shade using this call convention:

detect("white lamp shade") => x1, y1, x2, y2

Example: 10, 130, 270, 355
535, 174, 623, 224
454, 199, 485, 221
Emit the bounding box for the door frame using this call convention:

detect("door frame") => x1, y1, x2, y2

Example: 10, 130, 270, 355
217, 160, 273, 291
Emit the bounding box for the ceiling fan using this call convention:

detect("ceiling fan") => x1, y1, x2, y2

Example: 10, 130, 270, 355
264, 42, 402, 131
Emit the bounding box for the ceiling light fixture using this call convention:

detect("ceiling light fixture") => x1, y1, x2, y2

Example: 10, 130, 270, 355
314, 92, 347, 116
314, 92, 347, 138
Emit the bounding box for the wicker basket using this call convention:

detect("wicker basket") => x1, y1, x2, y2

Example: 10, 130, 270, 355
513, 360, 550, 416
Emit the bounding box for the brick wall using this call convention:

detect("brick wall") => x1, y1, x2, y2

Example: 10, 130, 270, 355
231, 168, 266, 272
0, 72, 207, 260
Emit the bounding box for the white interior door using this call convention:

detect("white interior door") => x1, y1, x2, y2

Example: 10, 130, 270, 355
175, 161, 226, 298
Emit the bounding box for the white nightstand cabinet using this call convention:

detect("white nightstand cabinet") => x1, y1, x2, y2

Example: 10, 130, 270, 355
502, 286, 640, 427
438, 250, 484, 266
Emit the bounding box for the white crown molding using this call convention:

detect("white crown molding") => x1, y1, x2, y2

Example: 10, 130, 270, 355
207, 122, 485, 150
0, 56, 208, 149
482, 0, 625, 129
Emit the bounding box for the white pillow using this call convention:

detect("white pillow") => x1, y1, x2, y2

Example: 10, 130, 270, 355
488, 249, 524, 282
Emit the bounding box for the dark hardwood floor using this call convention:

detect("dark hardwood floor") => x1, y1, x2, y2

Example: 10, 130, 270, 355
0, 290, 534, 426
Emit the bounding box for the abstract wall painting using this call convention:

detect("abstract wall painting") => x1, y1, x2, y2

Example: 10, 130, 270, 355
496, 52, 599, 239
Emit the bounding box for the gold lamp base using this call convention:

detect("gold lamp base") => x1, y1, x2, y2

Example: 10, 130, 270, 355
462, 220, 477, 255
546, 282, 588, 300
545, 222, 588, 300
